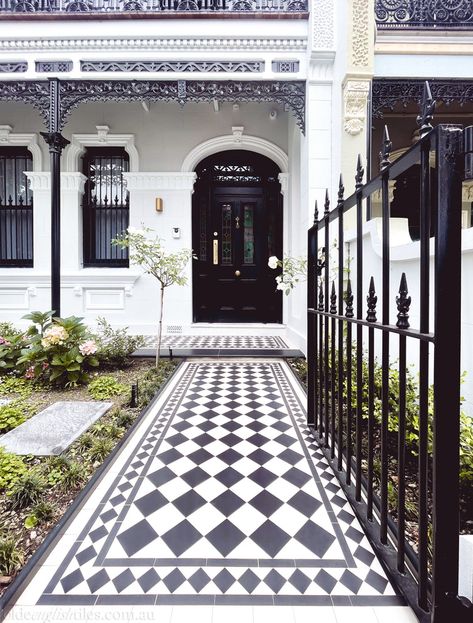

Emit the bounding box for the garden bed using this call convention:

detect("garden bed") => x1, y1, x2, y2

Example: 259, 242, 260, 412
287, 357, 473, 539
0, 352, 178, 596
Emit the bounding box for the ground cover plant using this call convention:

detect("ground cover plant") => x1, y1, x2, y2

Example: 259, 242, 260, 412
0, 317, 178, 594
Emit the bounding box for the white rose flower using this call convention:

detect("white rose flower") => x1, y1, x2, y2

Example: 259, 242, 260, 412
276, 282, 286, 291
268, 256, 279, 270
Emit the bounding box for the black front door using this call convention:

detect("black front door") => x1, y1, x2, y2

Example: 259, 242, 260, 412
193, 151, 282, 323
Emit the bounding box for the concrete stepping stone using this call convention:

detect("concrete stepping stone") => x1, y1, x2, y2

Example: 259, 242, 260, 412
0, 401, 112, 456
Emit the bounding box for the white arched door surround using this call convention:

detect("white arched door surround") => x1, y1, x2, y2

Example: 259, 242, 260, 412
181, 130, 288, 174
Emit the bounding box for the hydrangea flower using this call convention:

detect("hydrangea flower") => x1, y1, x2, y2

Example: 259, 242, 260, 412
79, 340, 97, 356
41, 325, 69, 348
268, 256, 279, 270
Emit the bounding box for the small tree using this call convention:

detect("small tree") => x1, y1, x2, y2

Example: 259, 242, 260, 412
113, 227, 194, 368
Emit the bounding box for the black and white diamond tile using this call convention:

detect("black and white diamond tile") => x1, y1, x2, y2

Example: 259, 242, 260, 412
36, 361, 402, 606
143, 335, 289, 350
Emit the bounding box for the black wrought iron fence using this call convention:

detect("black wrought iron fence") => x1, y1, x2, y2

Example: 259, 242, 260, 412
0, 0, 307, 14
307, 83, 473, 622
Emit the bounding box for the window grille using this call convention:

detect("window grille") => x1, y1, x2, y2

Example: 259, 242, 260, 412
0, 147, 33, 267
82, 147, 129, 267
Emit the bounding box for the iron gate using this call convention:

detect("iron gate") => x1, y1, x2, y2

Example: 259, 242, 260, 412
307, 83, 473, 622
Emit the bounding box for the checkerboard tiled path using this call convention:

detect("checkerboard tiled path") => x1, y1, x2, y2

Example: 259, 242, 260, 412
6, 360, 413, 620
142, 335, 289, 350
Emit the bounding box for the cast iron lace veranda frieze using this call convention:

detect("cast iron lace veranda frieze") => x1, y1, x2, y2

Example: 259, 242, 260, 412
0, 0, 308, 14
0, 81, 50, 126
80, 60, 264, 73
372, 79, 473, 119
375, 0, 473, 29
58, 79, 306, 131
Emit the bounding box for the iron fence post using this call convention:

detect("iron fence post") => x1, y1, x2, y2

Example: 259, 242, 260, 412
431, 125, 468, 622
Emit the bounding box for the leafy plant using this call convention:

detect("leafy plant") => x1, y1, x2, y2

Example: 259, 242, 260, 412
32, 500, 55, 522
0, 333, 28, 374
0, 322, 21, 340
115, 410, 134, 428
18, 311, 99, 387
268, 255, 308, 295
137, 361, 177, 408
0, 449, 27, 491
0, 404, 26, 433
9, 470, 46, 510
93, 317, 145, 368
113, 227, 194, 368
24, 514, 38, 529
89, 437, 115, 462
76, 432, 94, 451
88, 375, 127, 400
0, 535, 23, 576
61, 461, 86, 489
0, 376, 33, 398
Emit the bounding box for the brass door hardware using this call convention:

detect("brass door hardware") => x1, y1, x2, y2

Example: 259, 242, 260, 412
235, 270, 241, 277
213, 240, 218, 265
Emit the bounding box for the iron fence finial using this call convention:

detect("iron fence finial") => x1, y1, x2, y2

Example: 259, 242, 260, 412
318, 280, 324, 311
355, 154, 364, 189
380, 125, 392, 171
366, 276, 378, 322
396, 272, 411, 329
338, 174, 345, 203
345, 279, 354, 318
324, 189, 330, 217
417, 80, 435, 138
330, 281, 337, 314
313, 199, 319, 224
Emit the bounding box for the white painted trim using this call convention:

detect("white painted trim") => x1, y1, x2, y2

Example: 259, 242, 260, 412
0, 126, 42, 171
64, 127, 139, 172
181, 133, 289, 173
123, 172, 197, 192
0, 36, 308, 53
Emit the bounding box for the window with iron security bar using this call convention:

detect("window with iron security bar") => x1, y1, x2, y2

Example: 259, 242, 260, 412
0, 147, 33, 267
82, 147, 129, 267
0, 0, 308, 15
306, 83, 473, 622
375, 0, 473, 29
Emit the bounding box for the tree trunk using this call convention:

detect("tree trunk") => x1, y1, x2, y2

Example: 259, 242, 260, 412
156, 285, 165, 369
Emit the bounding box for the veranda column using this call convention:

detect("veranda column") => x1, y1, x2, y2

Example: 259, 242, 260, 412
40, 78, 69, 317
342, 0, 374, 218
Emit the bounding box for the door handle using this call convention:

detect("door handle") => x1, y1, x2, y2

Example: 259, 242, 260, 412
235, 270, 241, 277
213, 240, 218, 265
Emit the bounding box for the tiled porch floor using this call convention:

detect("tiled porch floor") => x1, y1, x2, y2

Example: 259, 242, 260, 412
3, 360, 417, 623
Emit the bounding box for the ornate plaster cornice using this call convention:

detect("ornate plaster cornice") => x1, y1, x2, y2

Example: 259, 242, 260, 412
123, 172, 197, 191
0, 36, 308, 53
25, 171, 50, 191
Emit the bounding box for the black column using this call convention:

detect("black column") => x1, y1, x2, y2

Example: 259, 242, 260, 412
40, 79, 69, 318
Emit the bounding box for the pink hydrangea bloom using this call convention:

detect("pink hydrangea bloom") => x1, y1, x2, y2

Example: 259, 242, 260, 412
79, 340, 97, 356
0, 337, 11, 346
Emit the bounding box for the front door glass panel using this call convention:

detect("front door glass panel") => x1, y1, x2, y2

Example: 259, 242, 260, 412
221, 203, 233, 265
243, 203, 255, 265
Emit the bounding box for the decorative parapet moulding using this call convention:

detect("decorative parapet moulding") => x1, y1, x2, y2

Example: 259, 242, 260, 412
0, 36, 308, 52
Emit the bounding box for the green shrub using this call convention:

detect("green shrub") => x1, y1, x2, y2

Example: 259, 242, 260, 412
0, 535, 23, 576
0, 404, 26, 433
0, 322, 21, 339
32, 500, 55, 522
61, 461, 86, 489
9, 471, 46, 510
0, 449, 27, 491
89, 438, 115, 462
138, 361, 177, 408
76, 432, 94, 451
93, 317, 145, 368
0, 333, 28, 375
115, 410, 134, 428
17, 311, 99, 387
88, 375, 127, 400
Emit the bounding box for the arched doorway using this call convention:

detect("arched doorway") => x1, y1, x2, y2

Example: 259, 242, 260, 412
192, 150, 283, 323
